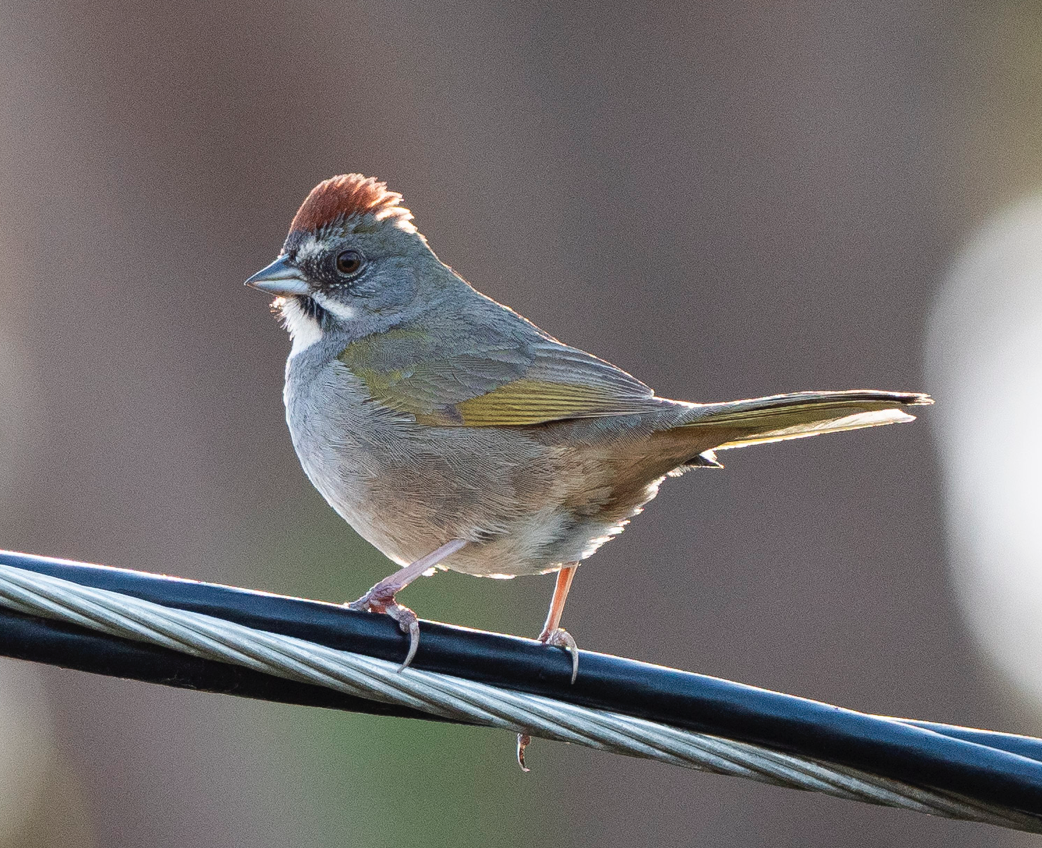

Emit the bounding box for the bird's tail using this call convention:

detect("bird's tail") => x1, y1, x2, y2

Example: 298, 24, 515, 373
680, 390, 932, 452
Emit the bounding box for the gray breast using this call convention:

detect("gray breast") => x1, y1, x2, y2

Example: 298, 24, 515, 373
282, 346, 571, 571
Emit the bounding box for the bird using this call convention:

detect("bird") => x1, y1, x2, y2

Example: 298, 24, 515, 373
245, 173, 931, 699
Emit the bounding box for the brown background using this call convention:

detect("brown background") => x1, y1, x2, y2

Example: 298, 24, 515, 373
0, 2, 1035, 846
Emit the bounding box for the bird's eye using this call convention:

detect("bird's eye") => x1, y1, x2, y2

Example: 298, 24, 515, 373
335, 249, 364, 276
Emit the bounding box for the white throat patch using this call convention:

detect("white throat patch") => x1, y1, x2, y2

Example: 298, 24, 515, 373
276, 296, 323, 359
276, 293, 359, 360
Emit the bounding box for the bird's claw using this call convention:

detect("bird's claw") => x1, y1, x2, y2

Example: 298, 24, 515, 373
517, 732, 532, 772
346, 588, 420, 671
515, 627, 579, 771
539, 626, 579, 684
390, 607, 421, 671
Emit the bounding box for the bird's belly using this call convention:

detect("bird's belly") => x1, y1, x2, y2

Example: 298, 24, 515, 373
442, 504, 644, 577
284, 360, 671, 577
300, 430, 668, 578
295, 432, 626, 577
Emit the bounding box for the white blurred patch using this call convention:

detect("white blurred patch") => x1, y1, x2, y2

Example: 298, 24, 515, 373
0, 659, 57, 842
927, 194, 1042, 704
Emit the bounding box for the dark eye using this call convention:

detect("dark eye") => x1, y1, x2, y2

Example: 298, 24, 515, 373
335, 249, 364, 276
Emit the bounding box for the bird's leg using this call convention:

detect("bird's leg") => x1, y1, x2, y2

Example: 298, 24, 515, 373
347, 538, 467, 671
539, 564, 579, 681
518, 563, 579, 771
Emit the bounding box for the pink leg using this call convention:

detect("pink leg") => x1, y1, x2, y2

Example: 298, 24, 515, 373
347, 539, 467, 671
518, 563, 580, 771
539, 565, 577, 642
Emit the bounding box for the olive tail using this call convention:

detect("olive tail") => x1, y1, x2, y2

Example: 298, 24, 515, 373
681, 390, 932, 451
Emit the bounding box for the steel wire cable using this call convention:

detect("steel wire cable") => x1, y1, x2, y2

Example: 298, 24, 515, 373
0, 560, 1039, 832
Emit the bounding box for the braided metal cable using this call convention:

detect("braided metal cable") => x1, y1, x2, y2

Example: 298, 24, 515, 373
0, 562, 1038, 832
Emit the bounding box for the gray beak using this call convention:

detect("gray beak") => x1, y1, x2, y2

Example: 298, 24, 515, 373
244, 256, 310, 296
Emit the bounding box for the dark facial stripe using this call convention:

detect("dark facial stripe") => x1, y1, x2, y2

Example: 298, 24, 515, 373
298, 295, 328, 325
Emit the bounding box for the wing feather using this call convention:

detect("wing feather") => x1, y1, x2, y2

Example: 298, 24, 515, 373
338, 322, 664, 426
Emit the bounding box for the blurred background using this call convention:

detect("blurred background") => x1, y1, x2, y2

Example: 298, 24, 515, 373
0, 1, 1040, 845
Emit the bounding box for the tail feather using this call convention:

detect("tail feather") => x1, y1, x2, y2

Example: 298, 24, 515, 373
681, 390, 932, 451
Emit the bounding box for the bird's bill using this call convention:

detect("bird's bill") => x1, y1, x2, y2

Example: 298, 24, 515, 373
244, 256, 310, 296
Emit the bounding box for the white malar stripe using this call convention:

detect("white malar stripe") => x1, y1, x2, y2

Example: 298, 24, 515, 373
313, 293, 358, 322
276, 296, 323, 359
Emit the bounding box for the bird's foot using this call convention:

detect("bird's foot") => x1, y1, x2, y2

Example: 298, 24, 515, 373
346, 587, 420, 671
538, 625, 579, 684
515, 627, 580, 771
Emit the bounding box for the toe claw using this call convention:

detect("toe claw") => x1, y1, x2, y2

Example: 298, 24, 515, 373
516, 733, 531, 772
399, 615, 420, 672
345, 590, 421, 671
542, 627, 580, 683
515, 627, 579, 767
561, 634, 579, 684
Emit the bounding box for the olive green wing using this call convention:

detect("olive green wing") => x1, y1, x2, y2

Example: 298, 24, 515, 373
338, 325, 667, 426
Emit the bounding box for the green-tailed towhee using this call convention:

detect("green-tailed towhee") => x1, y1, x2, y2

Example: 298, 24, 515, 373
245, 173, 931, 692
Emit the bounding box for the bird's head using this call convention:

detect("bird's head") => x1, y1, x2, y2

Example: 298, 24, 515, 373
246, 174, 443, 355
